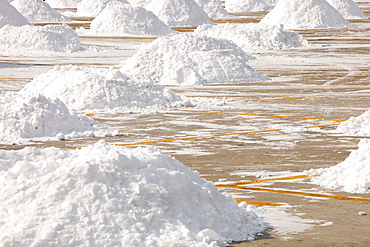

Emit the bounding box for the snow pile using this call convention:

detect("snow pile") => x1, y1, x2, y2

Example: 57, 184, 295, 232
326, 0, 366, 19
0, 24, 81, 53
260, 0, 352, 29
0, 0, 30, 27
45, 0, 81, 8
20, 65, 187, 112
335, 109, 370, 136
145, 0, 213, 27
127, 0, 151, 7
194, 0, 229, 18
0, 140, 266, 246
89, 2, 175, 36
311, 139, 370, 194
225, 0, 272, 12
0, 91, 113, 144
11, 0, 71, 23
121, 33, 270, 85
195, 23, 309, 51
77, 0, 129, 17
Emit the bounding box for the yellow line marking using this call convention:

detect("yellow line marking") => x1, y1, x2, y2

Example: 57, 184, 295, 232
0, 78, 14, 79
231, 175, 312, 186
234, 199, 284, 207
181, 109, 345, 122
304, 124, 339, 128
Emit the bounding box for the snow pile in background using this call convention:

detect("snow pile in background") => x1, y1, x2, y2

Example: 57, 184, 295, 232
45, 0, 81, 8
335, 109, 370, 136
0, 140, 267, 246
89, 2, 175, 36
77, 0, 129, 17
194, 0, 229, 18
127, 0, 151, 7
0, 24, 81, 53
260, 0, 352, 29
225, 0, 272, 12
146, 0, 213, 27
121, 33, 270, 85
11, 0, 71, 23
0, 0, 30, 27
311, 139, 370, 194
0, 91, 113, 144
326, 0, 366, 19
195, 23, 309, 51
20, 65, 188, 112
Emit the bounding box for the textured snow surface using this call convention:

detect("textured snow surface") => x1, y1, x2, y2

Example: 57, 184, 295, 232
326, 0, 366, 19
121, 33, 269, 85
45, 0, 81, 8
0, 140, 267, 246
194, 0, 229, 18
77, 0, 130, 17
0, 0, 30, 27
225, 0, 272, 12
335, 109, 370, 136
127, 0, 151, 7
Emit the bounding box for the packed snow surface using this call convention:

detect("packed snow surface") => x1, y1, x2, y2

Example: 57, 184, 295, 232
335, 109, 370, 136
326, 0, 366, 19
88, 2, 175, 36
122, 33, 269, 85
127, 0, 151, 7
45, 0, 81, 8
225, 0, 272, 12
0, 140, 267, 246
77, 0, 130, 17
194, 0, 229, 18
260, 0, 352, 29
20, 65, 187, 112
311, 139, 370, 194
0, 0, 30, 27
195, 23, 309, 51
11, 0, 71, 23
146, 0, 213, 27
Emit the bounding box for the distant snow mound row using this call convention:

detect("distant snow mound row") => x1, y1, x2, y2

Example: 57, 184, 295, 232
121, 33, 270, 85
225, 0, 272, 13
0, 92, 113, 144
0, 24, 81, 53
326, 0, 366, 19
45, 0, 81, 8
194, 0, 229, 18
0, 0, 30, 27
146, 0, 213, 27
260, 0, 352, 29
127, 0, 151, 7
0, 140, 267, 246
11, 0, 71, 23
20, 65, 187, 112
89, 2, 175, 36
335, 109, 370, 136
312, 139, 370, 194
77, 0, 130, 17
195, 23, 309, 51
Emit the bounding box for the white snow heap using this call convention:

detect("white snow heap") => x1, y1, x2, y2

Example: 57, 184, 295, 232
0, 0, 31, 27
225, 0, 272, 13
194, 23, 309, 51
0, 92, 113, 144
89, 2, 175, 36
121, 33, 270, 85
0, 24, 81, 53
260, 0, 352, 29
20, 65, 187, 112
44, 0, 81, 8
335, 109, 370, 136
326, 0, 366, 19
11, 0, 71, 23
145, 0, 213, 27
0, 140, 267, 246
311, 139, 370, 194
194, 0, 229, 18
127, 0, 151, 7
77, 0, 130, 17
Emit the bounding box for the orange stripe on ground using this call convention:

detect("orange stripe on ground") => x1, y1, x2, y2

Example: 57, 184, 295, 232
232, 175, 311, 186
234, 199, 284, 207
304, 124, 339, 128
0, 78, 15, 79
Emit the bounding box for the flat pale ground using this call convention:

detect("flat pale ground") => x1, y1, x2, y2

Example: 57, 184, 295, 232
1, 3, 370, 246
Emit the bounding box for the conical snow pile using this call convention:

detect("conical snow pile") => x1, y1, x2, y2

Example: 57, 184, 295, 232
89, 2, 176, 36
127, 0, 151, 7
225, 0, 271, 13
145, 0, 213, 27
77, 0, 130, 17
194, 0, 229, 18
121, 33, 270, 85
0, 0, 31, 27
0, 140, 267, 246
326, 0, 367, 19
260, 0, 352, 29
44, 0, 82, 8
335, 109, 370, 136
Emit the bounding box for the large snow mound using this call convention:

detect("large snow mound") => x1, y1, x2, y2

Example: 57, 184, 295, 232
326, 0, 367, 19
127, 0, 151, 7
11, 0, 71, 23
195, 23, 309, 51
121, 33, 270, 85
0, 92, 113, 144
145, 0, 213, 27
225, 0, 272, 12
0, 0, 31, 27
335, 109, 370, 136
89, 2, 175, 36
0, 140, 266, 246
44, 0, 81, 8
194, 0, 229, 18
311, 139, 370, 194
0, 24, 81, 53
20, 65, 187, 112
260, 0, 352, 29
77, 0, 130, 17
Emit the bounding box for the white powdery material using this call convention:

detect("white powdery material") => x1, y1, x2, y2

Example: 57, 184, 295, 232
127, 0, 151, 7
11, 0, 71, 23
312, 139, 370, 194
44, 0, 81, 8
335, 109, 370, 136
20, 65, 186, 112
146, 0, 213, 27
0, 140, 266, 246
194, 0, 229, 18
260, 0, 352, 29
326, 0, 366, 19
194, 23, 309, 51
121, 33, 269, 85
0, 0, 30, 27
77, 0, 130, 17
89, 2, 175, 36
0, 24, 81, 53
225, 0, 272, 12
